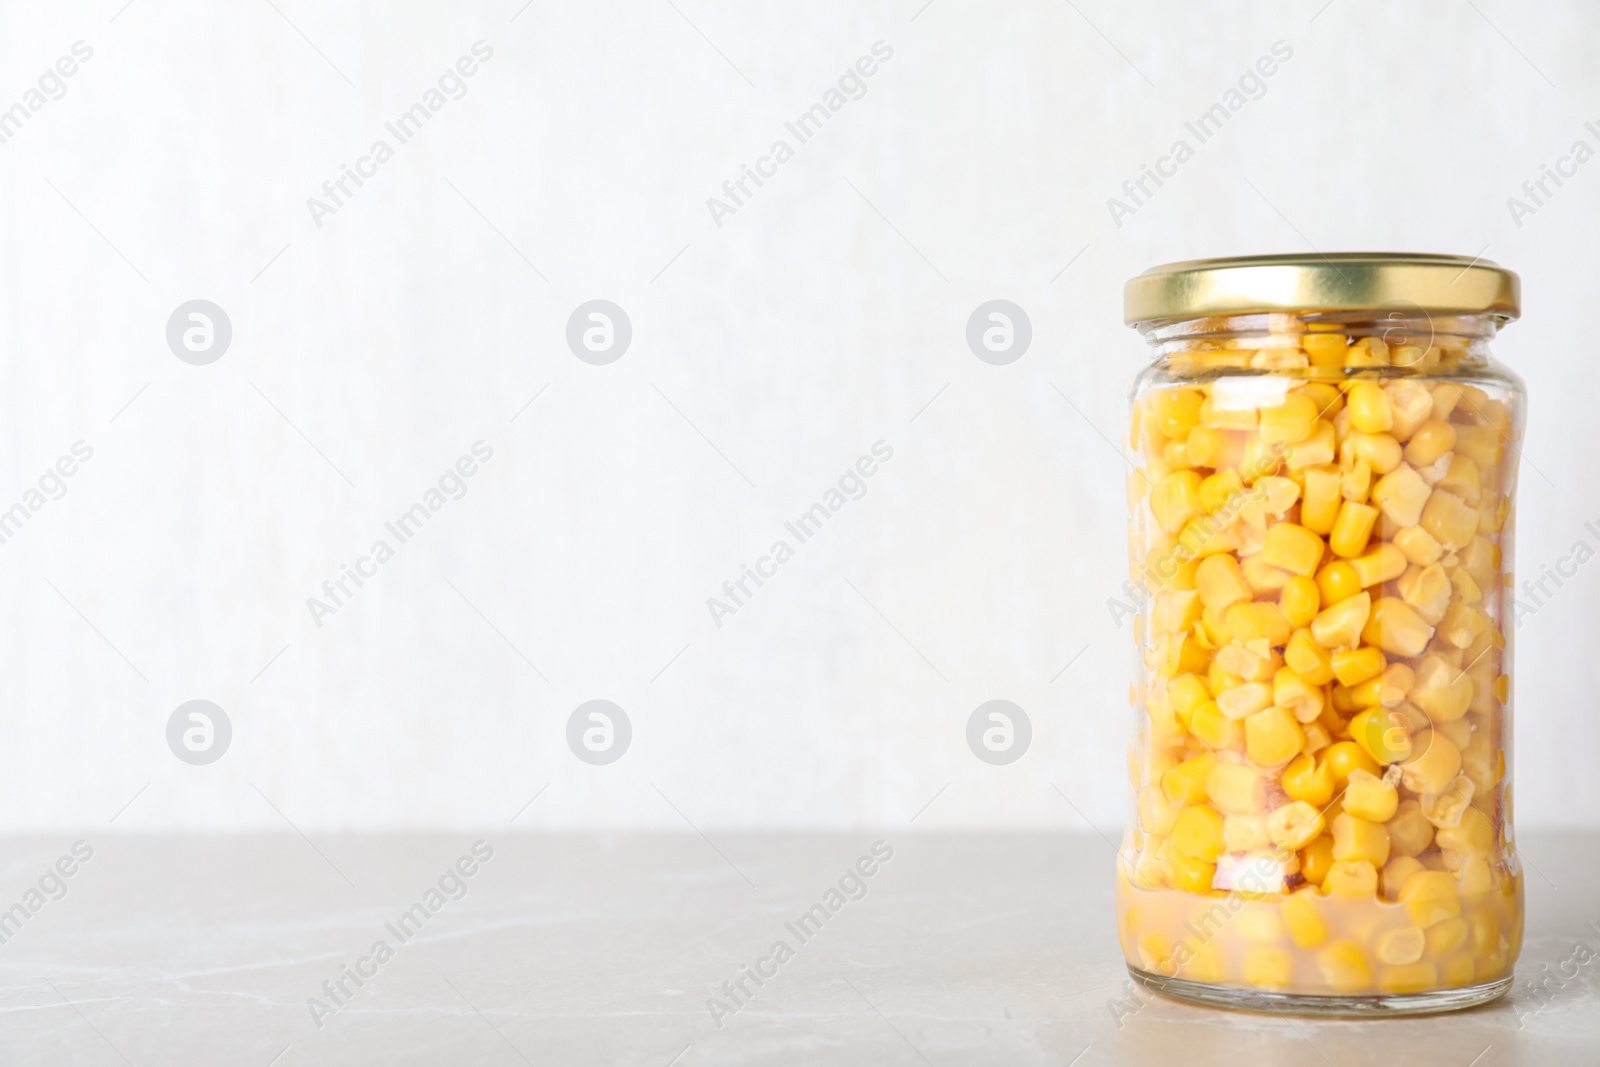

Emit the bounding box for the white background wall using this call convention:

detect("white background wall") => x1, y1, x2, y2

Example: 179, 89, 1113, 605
1, 0, 1595, 832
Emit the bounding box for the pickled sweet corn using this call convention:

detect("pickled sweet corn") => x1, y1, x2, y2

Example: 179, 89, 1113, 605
1119, 313, 1523, 1003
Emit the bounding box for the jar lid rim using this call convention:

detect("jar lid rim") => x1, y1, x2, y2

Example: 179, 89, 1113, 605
1124, 252, 1520, 326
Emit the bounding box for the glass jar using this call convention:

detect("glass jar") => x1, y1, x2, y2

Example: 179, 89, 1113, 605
1116, 254, 1525, 1014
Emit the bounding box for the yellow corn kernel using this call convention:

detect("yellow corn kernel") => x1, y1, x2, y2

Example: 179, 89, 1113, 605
1267, 800, 1324, 850
1169, 673, 1212, 724
1400, 870, 1461, 928
1311, 590, 1371, 650
1435, 806, 1495, 858
1324, 860, 1380, 897
1323, 740, 1380, 787
1403, 418, 1457, 468
1283, 891, 1329, 948
1152, 387, 1205, 438
1223, 812, 1270, 852
1438, 953, 1476, 987
1296, 382, 1342, 418
1184, 425, 1231, 468
1260, 523, 1323, 578
1194, 554, 1252, 613
1351, 432, 1403, 474
1295, 469, 1338, 538
1176, 515, 1240, 558
1348, 336, 1391, 366
1169, 851, 1216, 893
1410, 653, 1472, 722
1160, 753, 1216, 806
1362, 597, 1434, 658
1350, 544, 1407, 589
1420, 489, 1480, 550
1244, 945, 1294, 990
1374, 925, 1426, 965
1401, 729, 1462, 795
1278, 575, 1321, 628
1426, 917, 1469, 958
1242, 555, 1293, 595
1273, 667, 1322, 723
1285, 420, 1336, 469
1385, 379, 1435, 439
1199, 393, 1259, 430
1348, 706, 1413, 765
1388, 799, 1435, 857
1438, 454, 1481, 503
1205, 761, 1263, 814
1300, 835, 1337, 886
1317, 939, 1373, 991
1382, 855, 1425, 900
1314, 560, 1363, 606
1282, 752, 1336, 807
1369, 463, 1431, 528
1340, 458, 1373, 503
1259, 393, 1319, 445
1137, 786, 1181, 836
1421, 775, 1476, 831
1328, 501, 1379, 558
1397, 563, 1452, 625
1284, 629, 1336, 685
1150, 470, 1204, 533
1378, 962, 1438, 994
1346, 382, 1393, 434
1247, 707, 1305, 767
1189, 701, 1242, 749
1303, 332, 1349, 367
1197, 467, 1244, 512
1332, 812, 1391, 867
1343, 768, 1400, 823
1453, 423, 1503, 469
1393, 525, 1443, 566
1437, 602, 1491, 650
1331, 646, 1385, 688
1226, 602, 1294, 647
1172, 805, 1225, 862
1215, 681, 1273, 721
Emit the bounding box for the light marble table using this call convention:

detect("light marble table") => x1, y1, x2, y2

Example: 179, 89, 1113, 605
0, 832, 1594, 1065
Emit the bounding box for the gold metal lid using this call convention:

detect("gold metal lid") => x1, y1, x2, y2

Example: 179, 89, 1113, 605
1124, 252, 1520, 326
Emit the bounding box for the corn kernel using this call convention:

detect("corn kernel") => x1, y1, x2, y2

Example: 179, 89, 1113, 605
1223, 812, 1270, 852
1244, 945, 1294, 990
1283, 891, 1329, 948
1401, 730, 1462, 795
1343, 768, 1400, 823
1400, 870, 1461, 928
1283, 753, 1336, 807
1420, 489, 1480, 550
1285, 420, 1336, 469
1392, 525, 1444, 567
1421, 776, 1476, 830
1325, 860, 1380, 897
1332, 812, 1392, 867
1438, 455, 1481, 503
1403, 419, 1457, 467
1317, 940, 1373, 991
1215, 681, 1273, 721
1351, 432, 1403, 475
1276, 575, 1320, 629
1323, 740, 1380, 787
1247, 706, 1306, 767
1410, 653, 1472, 722
1302, 332, 1349, 366
1226, 602, 1294, 647
1259, 393, 1319, 445
1397, 563, 1452, 625
1348, 706, 1413, 765
1311, 590, 1371, 650
1435, 806, 1494, 858
1300, 835, 1337, 886
1374, 925, 1426, 965
1346, 382, 1393, 434
1350, 543, 1407, 588
1341, 458, 1373, 503
1189, 701, 1242, 749
1172, 805, 1225, 862
1205, 761, 1264, 813
1328, 501, 1379, 559
1261, 523, 1325, 577
1273, 667, 1323, 723
1284, 629, 1336, 685
1194, 554, 1252, 613
1331, 646, 1385, 687
1267, 800, 1325, 850
1378, 962, 1438, 994
1300, 465, 1342, 534
1382, 855, 1425, 900
1160, 753, 1216, 806
1362, 597, 1435, 657
1170, 851, 1216, 893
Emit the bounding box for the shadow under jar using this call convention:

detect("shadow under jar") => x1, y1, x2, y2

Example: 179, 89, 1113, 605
1116, 254, 1526, 1015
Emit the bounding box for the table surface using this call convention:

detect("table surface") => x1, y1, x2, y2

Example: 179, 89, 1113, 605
0, 831, 1594, 1066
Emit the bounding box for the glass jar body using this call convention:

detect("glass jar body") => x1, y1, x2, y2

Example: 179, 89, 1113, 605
1117, 312, 1524, 1013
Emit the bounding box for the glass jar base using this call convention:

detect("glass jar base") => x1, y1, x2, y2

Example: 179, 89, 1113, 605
1127, 965, 1512, 1017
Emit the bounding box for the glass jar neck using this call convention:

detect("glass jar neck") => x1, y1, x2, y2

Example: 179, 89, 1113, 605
1138, 310, 1504, 365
